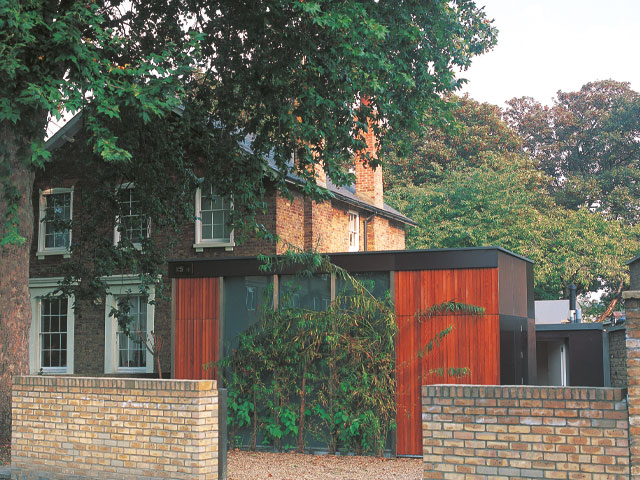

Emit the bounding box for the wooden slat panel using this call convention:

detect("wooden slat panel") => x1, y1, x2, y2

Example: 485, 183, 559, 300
173, 278, 219, 380
395, 268, 500, 456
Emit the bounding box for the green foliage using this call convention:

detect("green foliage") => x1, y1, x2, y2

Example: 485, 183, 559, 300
417, 300, 486, 319
1, 0, 499, 326
219, 257, 396, 456
385, 95, 639, 301
506, 80, 640, 225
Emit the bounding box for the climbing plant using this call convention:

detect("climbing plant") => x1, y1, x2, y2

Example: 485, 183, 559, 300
218, 255, 396, 455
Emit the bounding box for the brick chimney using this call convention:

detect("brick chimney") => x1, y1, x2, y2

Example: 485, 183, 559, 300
355, 114, 383, 208
314, 162, 327, 188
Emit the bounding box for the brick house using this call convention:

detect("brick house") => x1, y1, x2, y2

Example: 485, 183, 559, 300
27, 113, 414, 378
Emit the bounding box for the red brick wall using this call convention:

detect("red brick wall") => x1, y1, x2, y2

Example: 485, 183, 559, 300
422, 385, 630, 480
276, 190, 405, 253
29, 153, 406, 377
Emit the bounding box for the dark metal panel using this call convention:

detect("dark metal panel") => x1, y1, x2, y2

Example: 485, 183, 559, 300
527, 318, 537, 385
169, 247, 532, 279
499, 314, 532, 385
536, 329, 605, 387
498, 251, 529, 318
526, 263, 535, 319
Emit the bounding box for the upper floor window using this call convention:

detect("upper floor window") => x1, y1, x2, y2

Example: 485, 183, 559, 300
37, 188, 73, 259
194, 185, 234, 252
348, 211, 359, 252
114, 185, 150, 247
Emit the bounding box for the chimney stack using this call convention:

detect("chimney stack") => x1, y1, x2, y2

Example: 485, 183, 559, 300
355, 100, 383, 208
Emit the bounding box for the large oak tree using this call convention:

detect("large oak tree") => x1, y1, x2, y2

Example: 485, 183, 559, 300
0, 1, 496, 435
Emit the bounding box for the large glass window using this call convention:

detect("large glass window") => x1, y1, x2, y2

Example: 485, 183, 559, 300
40, 297, 68, 370
116, 296, 147, 369
223, 276, 272, 356
336, 272, 391, 301
279, 274, 331, 311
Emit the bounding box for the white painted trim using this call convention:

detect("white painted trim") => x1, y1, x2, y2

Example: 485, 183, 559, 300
28, 280, 75, 375
348, 210, 360, 252
104, 279, 155, 374
194, 186, 235, 252
36, 187, 73, 259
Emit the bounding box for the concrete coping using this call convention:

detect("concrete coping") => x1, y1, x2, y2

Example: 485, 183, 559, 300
623, 290, 640, 300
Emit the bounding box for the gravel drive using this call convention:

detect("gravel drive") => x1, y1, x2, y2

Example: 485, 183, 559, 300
227, 451, 422, 480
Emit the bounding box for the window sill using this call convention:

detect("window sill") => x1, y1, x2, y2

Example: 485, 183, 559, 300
38, 368, 69, 375
193, 242, 235, 253
113, 367, 148, 374
36, 250, 71, 260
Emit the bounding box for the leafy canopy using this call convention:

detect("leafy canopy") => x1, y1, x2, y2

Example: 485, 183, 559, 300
1, 0, 498, 245
385, 95, 639, 300
505, 80, 640, 225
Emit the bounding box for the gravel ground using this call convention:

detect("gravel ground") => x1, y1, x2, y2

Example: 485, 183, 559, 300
227, 451, 422, 480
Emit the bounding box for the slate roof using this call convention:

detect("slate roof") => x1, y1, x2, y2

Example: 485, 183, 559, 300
46, 113, 415, 226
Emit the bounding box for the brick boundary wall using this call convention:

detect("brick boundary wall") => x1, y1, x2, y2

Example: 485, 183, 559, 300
422, 385, 629, 480
11, 376, 222, 480
624, 292, 640, 479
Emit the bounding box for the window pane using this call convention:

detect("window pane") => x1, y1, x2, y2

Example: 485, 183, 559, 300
40, 297, 68, 369
116, 295, 147, 368
279, 274, 331, 312
200, 187, 232, 241
223, 276, 272, 357
117, 188, 148, 243
43, 192, 71, 249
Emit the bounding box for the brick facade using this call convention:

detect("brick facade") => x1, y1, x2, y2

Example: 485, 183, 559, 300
422, 385, 630, 480
30, 126, 408, 378
11, 376, 221, 480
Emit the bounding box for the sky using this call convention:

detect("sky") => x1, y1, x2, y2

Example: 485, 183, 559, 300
459, 0, 640, 108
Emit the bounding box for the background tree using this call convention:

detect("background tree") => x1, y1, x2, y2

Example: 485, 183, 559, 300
505, 80, 640, 224
385, 95, 638, 305
505, 80, 640, 317
0, 1, 497, 436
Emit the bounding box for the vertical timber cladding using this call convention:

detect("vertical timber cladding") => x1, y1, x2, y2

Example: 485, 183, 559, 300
394, 268, 500, 456
173, 277, 220, 380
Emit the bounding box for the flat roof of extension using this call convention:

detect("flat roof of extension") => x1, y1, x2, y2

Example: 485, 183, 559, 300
168, 246, 533, 278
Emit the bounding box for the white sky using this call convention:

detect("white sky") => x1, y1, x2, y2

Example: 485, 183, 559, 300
459, 0, 640, 107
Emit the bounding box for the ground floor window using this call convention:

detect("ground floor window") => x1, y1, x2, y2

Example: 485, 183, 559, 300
116, 295, 148, 369
28, 278, 75, 374
104, 275, 155, 374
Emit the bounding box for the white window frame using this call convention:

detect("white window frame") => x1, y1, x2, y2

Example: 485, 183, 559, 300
113, 183, 150, 249
104, 275, 155, 374
193, 186, 235, 252
36, 187, 73, 260
348, 211, 360, 252
28, 277, 75, 374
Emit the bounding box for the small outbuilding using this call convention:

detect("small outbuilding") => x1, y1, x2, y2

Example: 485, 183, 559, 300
168, 247, 534, 456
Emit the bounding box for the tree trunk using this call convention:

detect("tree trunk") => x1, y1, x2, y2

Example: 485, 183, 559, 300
0, 123, 35, 439
597, 280, 625, 323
